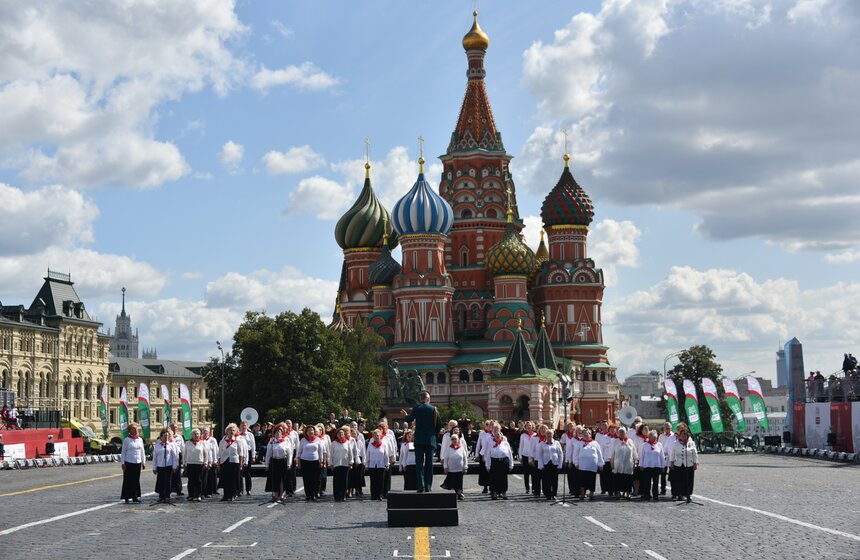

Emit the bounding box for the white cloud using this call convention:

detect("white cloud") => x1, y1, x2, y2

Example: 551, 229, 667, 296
218, 140, 244, 172
824, 249, 860, 264
0, 247, 167, 306
271, 19, 293, 38
264, 145, 325, 175
0, 1, 247, 188
180, 271, 204, 280
282, 176, 354, 220
605, 265, 860, 381
519, 0, 860, 252
252, 62, 341, 92
21, 133, 190, 189
0, 183, 98, 255
204, 265, 337, 313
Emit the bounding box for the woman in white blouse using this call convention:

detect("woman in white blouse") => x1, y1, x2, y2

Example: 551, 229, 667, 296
219, 422, 244, 501
573, 429, 604, 501
670, 424, 699, 503
184, 429, 209, 502
264, 423, 293, 503
537, 429, 563, 500
152, 428, 179, 503
485, 423, 514, 500
297, 425, 326, 502
610, 426, 638, 501
399, 430, 417, 491
639, 430, 665, 501
442, 434, 469, 500
347, 423, 366, 498
366, 429, 390, 501
329, 427, 354, 502
120, 423, 146, 503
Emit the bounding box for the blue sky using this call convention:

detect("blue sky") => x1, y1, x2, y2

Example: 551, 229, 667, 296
1, 0, 858, 382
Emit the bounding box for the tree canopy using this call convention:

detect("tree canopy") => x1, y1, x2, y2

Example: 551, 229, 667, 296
203, 309, 385, 433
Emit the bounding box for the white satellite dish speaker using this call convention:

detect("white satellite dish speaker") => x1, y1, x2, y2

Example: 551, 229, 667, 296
240, 407, 259, 426
618, 406, 638, 426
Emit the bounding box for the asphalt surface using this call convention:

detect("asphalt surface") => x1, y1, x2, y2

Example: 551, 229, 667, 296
0, 453, 858, 560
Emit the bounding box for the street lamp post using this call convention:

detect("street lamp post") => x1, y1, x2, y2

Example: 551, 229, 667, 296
216, 341, 225, 438
663, 350, 685, 385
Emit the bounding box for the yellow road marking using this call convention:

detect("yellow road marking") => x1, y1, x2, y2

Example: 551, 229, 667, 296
0, 473, 122, 497
414, 526, 431, 559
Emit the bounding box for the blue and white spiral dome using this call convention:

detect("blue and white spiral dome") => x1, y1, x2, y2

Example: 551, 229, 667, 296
392, 163, 454, 236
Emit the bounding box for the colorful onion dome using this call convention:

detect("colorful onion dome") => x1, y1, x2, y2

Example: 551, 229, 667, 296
535, 229, 549, 264
392, 157, 454, 236
486, 222, 537, 276
540, 154, 594, 227
462, 10, 489, 51
335, 163, 398, 250
368, 228, 401, 286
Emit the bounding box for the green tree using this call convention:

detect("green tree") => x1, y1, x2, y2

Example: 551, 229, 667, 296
339, 322, 385, 420
661, 345, 733, 433
438, 399, 481, 424
203, 308, 352, 431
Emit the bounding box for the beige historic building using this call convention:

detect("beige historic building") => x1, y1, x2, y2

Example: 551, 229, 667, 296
0, 271, 211, 439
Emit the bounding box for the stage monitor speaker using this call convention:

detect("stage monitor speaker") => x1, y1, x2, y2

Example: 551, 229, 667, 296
826, 432, 837, 445
387, 492, 458, 527
783, 431, 791, 443
764, 436, 781, 446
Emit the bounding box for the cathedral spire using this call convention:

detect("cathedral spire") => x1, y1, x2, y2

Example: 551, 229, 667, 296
121, 287, 126, 317
448, 9, 502, 153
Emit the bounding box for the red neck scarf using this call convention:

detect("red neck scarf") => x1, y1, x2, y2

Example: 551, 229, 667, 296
538, 434, 546, 443
648, 441, 659, 450
191, 437, 199, 443
371, 439, 383, 448
525, 430, 534, 437
276, 436, 286, 444
336, 437, 348, 444
493, 435, 504, 447
619, 437, 628, 443
380, 428, 388, 438
306, 435, 317, 442
637, 433, 647, 440
566, 431, 575, 440
450, 443, 460, 449
224, 438, 235, 448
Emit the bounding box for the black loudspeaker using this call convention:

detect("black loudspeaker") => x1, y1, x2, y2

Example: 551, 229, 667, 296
387, 492, 459, 527
783, 431, 791, 443
827, 432, 837, 445
764, 436, 781, 446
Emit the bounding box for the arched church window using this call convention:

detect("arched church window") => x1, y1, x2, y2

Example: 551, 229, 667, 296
473, 370, 483, 382
600, 372, 606, 381
426, 373, 434, 385
459, 370, 469, 384
437, 372, 446, 384
461, 209, 472, 219
486, 208, 497, 219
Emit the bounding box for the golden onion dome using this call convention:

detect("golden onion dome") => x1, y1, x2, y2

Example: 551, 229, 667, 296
486, 222, 537, 276
462, 11, 489, 51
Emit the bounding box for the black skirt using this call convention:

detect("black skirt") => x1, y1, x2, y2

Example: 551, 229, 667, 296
265, 458, 289, 493
478, 459, 490, 487
489, 458, 509, 494
614, 472, 634, 493
121, 462, 142, 499
349, 463, 365, 489
578, 469, 597, 492
402, 464, 417, 491
155, 466, 174, 499
447, 471, 464, 492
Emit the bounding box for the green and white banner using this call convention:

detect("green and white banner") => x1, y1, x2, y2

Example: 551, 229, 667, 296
664, 378, 681, 430
138, 383, 151, 440
701, 378, 724, 433
99, 384, 109, 439
161, 384, 171, 429
119, 387, 129, 439
721, 377, 746, 431
682, 379, 703, 434
746, 375, 770, 430
179, 383, 192, 440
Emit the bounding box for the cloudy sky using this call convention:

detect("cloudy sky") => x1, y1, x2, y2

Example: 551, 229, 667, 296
1, 0, 858, 382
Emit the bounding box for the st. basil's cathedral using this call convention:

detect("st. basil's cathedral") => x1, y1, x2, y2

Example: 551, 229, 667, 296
330, 12, 620, 426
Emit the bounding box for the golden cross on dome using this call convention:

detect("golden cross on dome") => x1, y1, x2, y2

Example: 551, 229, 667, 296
562, 128, 570, 168
364, 138, 371, 178
517, 318, 523, 332
418, 135, 425, 173
505, 185, 513, 223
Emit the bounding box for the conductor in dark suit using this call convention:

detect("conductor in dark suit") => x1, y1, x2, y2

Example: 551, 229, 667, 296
401, 391, 442, 493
